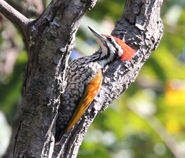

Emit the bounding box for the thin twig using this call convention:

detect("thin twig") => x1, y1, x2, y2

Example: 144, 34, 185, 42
0, 0, 30, 36
6, 0, 39, 17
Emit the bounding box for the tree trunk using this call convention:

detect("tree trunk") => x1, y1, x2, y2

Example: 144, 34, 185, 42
0, 0, 163, 157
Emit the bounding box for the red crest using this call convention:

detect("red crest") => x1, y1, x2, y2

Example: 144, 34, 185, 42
103, 35, 135, 61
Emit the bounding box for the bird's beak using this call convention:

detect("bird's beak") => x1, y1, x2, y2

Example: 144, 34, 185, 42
88, 26, 106, 46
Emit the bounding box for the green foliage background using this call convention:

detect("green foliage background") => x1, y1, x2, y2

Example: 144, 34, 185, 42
0, 0, 185, 157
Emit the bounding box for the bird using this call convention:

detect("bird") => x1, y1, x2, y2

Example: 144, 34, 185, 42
55, 26, 136, 145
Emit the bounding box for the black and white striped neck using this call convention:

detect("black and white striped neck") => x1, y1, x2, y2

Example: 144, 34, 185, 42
99, 36, 123, 68
88, 26, 135, 67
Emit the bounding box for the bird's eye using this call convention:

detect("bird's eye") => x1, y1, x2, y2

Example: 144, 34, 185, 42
107, 37, 113, 43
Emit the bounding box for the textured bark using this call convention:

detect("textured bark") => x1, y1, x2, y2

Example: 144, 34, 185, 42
1, 0, 97, 157
54, 1, 164, 157
0, 0, 163, 158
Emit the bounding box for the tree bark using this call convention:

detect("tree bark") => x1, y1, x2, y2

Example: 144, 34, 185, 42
0, 0, 163, 157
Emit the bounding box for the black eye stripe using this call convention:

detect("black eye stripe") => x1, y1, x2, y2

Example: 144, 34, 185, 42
107, 37, 119, 59
93, 36, 122, 65
107, 37, 119, 52
107, 37, 114, 43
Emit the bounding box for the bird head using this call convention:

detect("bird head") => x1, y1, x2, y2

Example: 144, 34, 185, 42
88, 26, 135, 62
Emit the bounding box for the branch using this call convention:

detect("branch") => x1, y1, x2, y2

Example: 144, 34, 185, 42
5, 0, 39, 17
0, 0, 30, 37
55, 0, 164, 157
11, 0, 97, 157
2, 0, 163, 157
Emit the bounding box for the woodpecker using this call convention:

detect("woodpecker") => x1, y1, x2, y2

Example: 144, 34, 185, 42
55, 26, 135, 145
